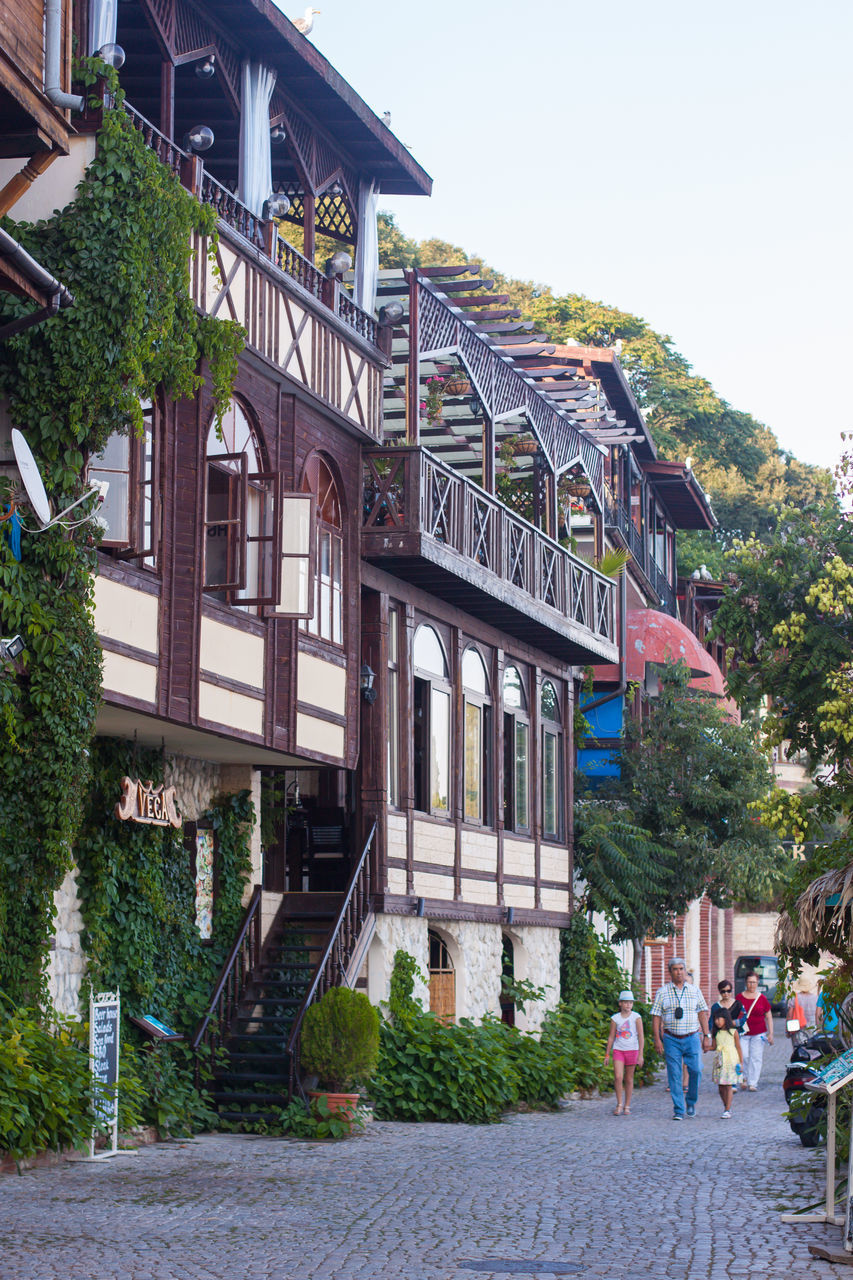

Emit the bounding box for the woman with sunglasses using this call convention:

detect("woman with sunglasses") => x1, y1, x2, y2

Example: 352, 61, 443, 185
709, 980, 745, 1039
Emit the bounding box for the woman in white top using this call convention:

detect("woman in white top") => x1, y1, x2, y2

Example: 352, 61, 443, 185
604, 989, 645, 1115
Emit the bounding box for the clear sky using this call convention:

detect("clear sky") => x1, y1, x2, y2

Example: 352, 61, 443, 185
283, 1, 851, 474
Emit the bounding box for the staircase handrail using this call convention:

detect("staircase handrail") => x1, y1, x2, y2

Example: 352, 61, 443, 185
190, 884, 263, 1054
285, 821, 377, 1086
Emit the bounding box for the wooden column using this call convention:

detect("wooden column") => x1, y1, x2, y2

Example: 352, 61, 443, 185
405, 270, 420, 445
532, 670, 542, 910
160, 60, 175, 138
402, 603, 416, 896
565, 676, 575, 915
452, 625, 463, 900
359, 589, 388, 887
495, 649, 505, 905
483, 410, 495, 495
303, 192, 315, 264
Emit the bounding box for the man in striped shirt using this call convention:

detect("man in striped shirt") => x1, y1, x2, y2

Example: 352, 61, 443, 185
651, 957, 711, 1120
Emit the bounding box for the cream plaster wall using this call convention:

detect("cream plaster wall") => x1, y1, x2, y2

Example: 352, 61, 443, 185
0, 137, 97, 222
412, 869, 454, 900
460, 829, 497, 876
504, 836, 535, 880
504, 881, 536, 909
199, 681, 264, 736
459, 877, 497, 906
540, 845, 569, 885
297, 652, 346, 715
94, 576, 159, 653
732, 912, 778, 957
413, 818, 455, 866
199, 617, 264, 688
540, 887, 570, 913
387, 813, 406, 861
387, 866, 407, 895
295, 712, 344, 758
102, 649, 157, 704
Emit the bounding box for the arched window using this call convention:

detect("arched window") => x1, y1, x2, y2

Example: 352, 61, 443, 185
541, 680, 562, 839
88, 399, 159, 568
503, 664, 529, 833
204, 399, 276, 608
462, 646, 491, 825
428, 929, 455, 1023
413, 623, 450, 815
302, 455, 343, 644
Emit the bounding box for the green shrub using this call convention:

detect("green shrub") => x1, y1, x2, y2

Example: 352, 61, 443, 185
121, 1039, 214, 1138
301, 987, 380, 1092
0, 1004, 100, 1162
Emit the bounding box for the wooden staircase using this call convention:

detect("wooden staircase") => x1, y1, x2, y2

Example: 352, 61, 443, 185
192, 822, 376, 1124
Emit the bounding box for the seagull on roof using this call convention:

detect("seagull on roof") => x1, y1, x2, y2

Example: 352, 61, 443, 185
293, 7, 320, 34
382, 111, 392, 126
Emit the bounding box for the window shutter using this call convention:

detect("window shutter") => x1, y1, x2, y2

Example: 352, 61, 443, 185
204, 453, 247, 592
272, 491, 315, 618
236, 470, 279, 607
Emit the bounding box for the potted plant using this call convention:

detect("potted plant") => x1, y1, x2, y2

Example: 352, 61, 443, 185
301, 986, 380, 1124
420, 376, 445, 425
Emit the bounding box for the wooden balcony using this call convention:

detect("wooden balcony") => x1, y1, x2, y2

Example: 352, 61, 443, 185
363, 447, 619, 664
603, 488, 676, 614
125, 104, 387, 439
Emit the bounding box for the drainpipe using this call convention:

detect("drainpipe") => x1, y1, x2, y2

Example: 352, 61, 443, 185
44, 0, 85, 112
0, 226, 74, 341
581, 563, 627, 716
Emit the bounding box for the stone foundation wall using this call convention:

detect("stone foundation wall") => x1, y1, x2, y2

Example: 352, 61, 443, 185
366, 915, 429, 1009
46, 866, 86, 1018
365, 914, 561, 1032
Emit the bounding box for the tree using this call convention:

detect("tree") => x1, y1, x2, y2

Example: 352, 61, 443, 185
712, 494, 853, 972
575, 664, 787, 977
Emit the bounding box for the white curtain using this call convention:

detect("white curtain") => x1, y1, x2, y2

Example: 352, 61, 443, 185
239, 62, 277, 216
88, 0, 117, 54
353, 179, 379, 314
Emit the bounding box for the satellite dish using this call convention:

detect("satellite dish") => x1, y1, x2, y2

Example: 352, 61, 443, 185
11, 428, 51, 527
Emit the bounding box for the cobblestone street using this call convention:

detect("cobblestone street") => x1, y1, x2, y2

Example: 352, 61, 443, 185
2, 1026, 849, 1280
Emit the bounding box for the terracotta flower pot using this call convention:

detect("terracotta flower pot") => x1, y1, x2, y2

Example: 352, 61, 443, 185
308, 1090, 359, 1122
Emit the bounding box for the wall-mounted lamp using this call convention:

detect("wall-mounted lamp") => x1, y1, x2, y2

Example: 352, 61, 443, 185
328, 180, 343, 197
360, 662, 377, 704
195, 55, 216, 80
468, 393, 483, 418
505, 906, 515, 925
378, 302, 404, 327
183, 125, 215, 154
97, 43, 126, 69
262, 193, 291, 220
324, 250, 352, 278
0, 635, 24, 663
270, 124, 287, 144
416, 897, 425, 918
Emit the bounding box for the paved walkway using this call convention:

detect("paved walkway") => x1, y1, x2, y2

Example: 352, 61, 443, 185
1, 1022, 850, 1279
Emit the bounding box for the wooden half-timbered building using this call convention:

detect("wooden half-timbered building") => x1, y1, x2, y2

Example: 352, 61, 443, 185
0, 0, 625, 1102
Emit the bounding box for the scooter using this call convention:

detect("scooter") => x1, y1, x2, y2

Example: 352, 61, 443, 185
782, 1031, 845, 1147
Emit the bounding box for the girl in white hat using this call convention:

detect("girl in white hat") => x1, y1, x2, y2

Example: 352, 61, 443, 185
604, 989, 645, 1115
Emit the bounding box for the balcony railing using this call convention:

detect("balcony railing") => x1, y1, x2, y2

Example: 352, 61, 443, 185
603, 488, 676, 614
363, 446, 616, 654
122, 103, 381, 352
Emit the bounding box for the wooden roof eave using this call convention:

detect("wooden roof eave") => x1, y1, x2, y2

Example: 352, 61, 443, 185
193, 0, 432, 195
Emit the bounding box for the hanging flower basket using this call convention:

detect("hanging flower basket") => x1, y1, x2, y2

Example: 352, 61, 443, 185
443, 376, 472, 397
511, 437, 538, 457
565, 481, 591, 497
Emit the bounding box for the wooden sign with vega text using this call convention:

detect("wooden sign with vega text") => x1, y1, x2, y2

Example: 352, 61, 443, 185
115, 777, 181, 828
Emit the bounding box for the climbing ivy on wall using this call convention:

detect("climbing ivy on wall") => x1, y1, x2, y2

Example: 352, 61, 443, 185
75, 740, 253, 1028
0, 63, 244, 1001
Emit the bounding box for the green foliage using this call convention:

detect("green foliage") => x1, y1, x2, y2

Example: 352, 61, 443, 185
121, 1040, 215, 1138
387, 947, 426, 1022
0, 1001, 99, 1162
227, 1095, 363, 1141
301, 987, 380, 1092
75, 740, 253, 1026
576, 664, 788, 947
0, 92, 242, 1001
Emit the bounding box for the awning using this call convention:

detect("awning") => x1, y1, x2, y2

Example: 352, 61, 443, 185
624, 607, 725, 696
641, 460, 716, 530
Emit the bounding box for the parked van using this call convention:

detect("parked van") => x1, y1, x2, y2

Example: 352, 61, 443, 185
734, 955, 786, 1015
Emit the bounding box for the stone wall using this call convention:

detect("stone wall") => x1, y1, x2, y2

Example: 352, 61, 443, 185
46, 866, 85, 1018
164, 755, 221, 823
366, 914, 429, 1008
365, 913, 562, 1033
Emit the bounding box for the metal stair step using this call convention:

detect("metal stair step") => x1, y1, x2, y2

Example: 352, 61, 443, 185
211, 1090, 290, 1105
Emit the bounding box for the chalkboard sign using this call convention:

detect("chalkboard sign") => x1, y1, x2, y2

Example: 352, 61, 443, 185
805, 1045, 853, 1095
89, 992, 120, 1150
